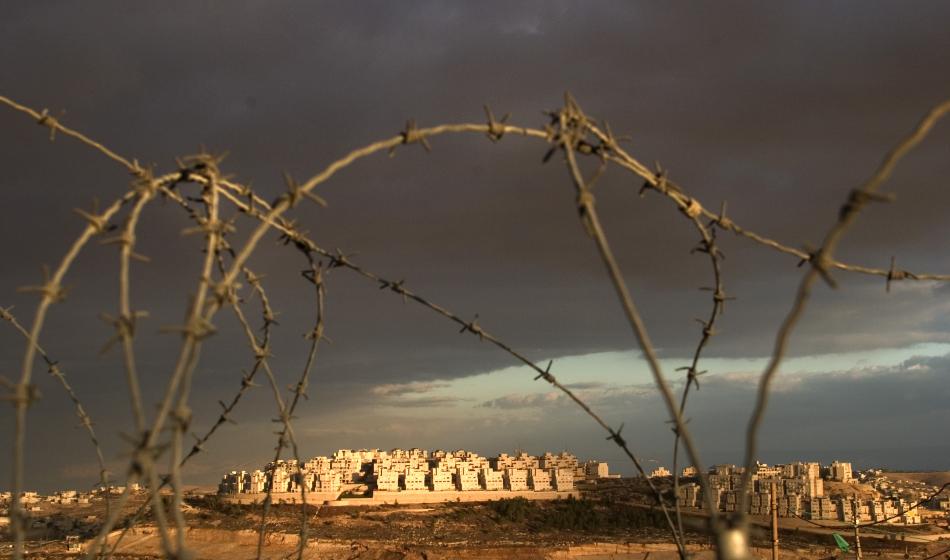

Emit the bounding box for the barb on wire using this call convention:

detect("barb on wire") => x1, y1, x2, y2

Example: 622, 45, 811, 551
585, 113, 950, 287
0, 306, 111, 515
736, 98, 950, 527
225, 262, 320, 560
671, 211, 730, 547
191, 181, 325, 560
550, 92, 702, 558
105, 263, 276, 558
168, 153, 229, 558
103, 181, 159, 435
7, 187, 136, 560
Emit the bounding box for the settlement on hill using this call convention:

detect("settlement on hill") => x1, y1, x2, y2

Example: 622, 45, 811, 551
218, 449, 614, 505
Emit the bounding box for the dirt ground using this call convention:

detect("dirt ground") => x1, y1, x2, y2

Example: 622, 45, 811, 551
6, 478, 948, 559
884, 471, 950, 488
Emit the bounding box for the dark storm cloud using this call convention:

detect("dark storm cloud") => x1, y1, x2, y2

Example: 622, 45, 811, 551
2, 1, 950, 490
673, 353, 950, 470
468, 352, 950, 472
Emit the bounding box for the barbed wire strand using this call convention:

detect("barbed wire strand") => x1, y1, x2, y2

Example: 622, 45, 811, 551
8, 190, 135, 559
104, 178, 321, 558
555, 93, 708, 557
209, 179, 684, 545
6, 93, 948, 290
281, 257, 327, 560
0, 94, 195, 559
245, 259, 325, 560
736, 98, 950, 532
223, 267, 311, 560
671, 213, 729, 548
64, 171, 273, 560
0, 306, 112, 522
0, 95, 143, 173
88, 165, 228, 560
595, 138, 950, 287
179, 181, 319, 560
103, 184, 158, 434
91, 181, 286, 559
78, 173, 170, 558
104, 258, 278, 559
169, 154, 227, 558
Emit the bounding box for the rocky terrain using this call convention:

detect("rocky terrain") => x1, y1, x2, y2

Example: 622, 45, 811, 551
5, 478, 947, 559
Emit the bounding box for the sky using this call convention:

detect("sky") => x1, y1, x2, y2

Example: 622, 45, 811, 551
1, 1, 949, 493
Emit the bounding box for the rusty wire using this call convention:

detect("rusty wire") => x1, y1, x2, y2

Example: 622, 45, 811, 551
101, 260, 278, 559
213, 178, 688, 541
0, 306, 111, 519
735, 98, 950, 534
3, 93, 950, 560
669, 212, 729, 545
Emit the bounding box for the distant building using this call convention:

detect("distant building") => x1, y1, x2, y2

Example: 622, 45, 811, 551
553, 469, 574, 491
429, 469, 453, 491
584, 461, 609, 479
454, 468, 479, 491
504, 468, 528, 491
528, 468, 552, 491
479, 468, 504, 491
402, 471, 425, 491
828, 461, 853, 483
649, 467, 672, 478
376, 469, 399, 492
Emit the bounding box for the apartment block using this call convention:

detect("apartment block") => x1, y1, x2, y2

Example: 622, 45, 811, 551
402, 470, 426, 491
455, 468, 480, 491
649, 467, 672, 478
584, 461, 609, 479
376, 469, 399, 492
504, 468, 528, 491
528, 468, 552, 491
429, 469, 453, 492
828, 461, 853, 483
552, 469, 574, 491
479, 468, 504, 491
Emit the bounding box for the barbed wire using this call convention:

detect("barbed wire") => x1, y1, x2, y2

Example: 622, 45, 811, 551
7, 186, 136, 559
205, 184, 689, 551
735, 99, 950, 533
88, 176, 323, 559
671, 213, 729, 544
0, 306, 111, 520
101, 258, 278, 559
3, 93, 949, 560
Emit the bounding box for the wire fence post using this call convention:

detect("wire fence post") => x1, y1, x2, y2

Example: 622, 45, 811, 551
852, 495, 863, 560
770, 480, 779, 560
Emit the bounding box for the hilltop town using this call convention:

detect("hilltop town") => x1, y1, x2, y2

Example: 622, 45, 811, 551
2, 454, 949, 558
218, 449, 615, 505
663, 460, 949, 527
